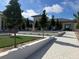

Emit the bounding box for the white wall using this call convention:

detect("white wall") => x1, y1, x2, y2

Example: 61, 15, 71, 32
62, 23, 75, 30
0, 37, 54, 59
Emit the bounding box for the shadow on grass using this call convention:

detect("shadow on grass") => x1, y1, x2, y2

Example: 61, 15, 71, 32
27, 37, 56, 59
10, 36, 23, 39
15, 36, 23, 39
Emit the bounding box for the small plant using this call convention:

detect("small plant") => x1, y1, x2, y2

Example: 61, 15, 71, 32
76, 23, 79, 29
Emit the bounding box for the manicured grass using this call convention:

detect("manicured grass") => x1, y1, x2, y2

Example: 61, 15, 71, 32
0, 36, 40, 48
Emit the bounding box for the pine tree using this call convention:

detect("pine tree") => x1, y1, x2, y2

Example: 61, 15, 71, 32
50, 15, 55, 30
35, 20, 40, 30
3, 0, 23, 48
26, 18, 30, 28
39, 10, 48, 38
59, 21, 62, 30
56, 19, 60, 30
25, 18, 30, 30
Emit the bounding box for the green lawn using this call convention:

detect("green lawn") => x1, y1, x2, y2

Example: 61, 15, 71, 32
0, 36, 40, 48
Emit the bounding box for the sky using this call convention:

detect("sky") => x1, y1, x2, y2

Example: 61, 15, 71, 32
0, 0, 79, 19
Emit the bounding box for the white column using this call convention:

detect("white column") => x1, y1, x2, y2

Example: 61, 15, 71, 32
32, 17, 37, 31
62, 23, 65, 30
32, 18, 36, 31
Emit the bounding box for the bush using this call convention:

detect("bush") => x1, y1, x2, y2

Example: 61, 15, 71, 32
76, 23, 79, 29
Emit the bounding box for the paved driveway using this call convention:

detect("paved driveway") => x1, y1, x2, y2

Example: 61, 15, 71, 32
27, 31, 79, 59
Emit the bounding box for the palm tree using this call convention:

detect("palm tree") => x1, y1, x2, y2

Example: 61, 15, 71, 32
74, 12, 79, 29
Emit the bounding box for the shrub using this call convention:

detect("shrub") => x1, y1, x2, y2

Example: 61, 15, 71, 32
76, 23, 79, 29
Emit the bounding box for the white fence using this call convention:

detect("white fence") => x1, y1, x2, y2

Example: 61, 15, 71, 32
0, 37, 54, 59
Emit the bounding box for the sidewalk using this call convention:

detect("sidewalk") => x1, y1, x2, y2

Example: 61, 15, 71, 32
27, 32, 79, 59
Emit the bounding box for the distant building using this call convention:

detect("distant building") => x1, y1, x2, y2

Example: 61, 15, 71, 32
32, 15, 42, 31
0, 13, 77, 31
56, 18, 77, 30
0, 12, 6, 31
32, 15, 77, 31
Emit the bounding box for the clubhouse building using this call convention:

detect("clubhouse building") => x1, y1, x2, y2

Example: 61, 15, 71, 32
0, 12, 78, 31
0, 12, 6, 31
32, 15, 77, 31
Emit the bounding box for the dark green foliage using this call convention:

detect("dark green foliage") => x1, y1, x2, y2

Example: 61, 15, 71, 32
50, 15, 55, 27
3, 0, 23, 29
3, 0, 23, 48
74, 12, 79, 19
35, 20, 40, 30
59, 21, 62, 30
21, 20, 26, 30
74, 12, 79, 29
26, 18, 30, 28
39, 10, 48, 29
56, 19, 59, 30
35, 20, 39, 28
49, 15, 55, 30
76, 23, 79, 29
39, 10, 48, 38
56, 19, 62, 30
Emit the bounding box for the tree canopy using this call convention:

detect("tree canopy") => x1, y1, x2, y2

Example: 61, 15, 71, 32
3, 0, 23, 29
39, 10, 48, 29
50, 15, 55, 27
74, 12, 79, 29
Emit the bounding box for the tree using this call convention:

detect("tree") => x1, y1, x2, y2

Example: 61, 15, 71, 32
39, 10, 48, 38
74, 12, 79, 29
3, 0, 23, 48
59, 21, 62, 30
25, 18, 30, 30
35, 20, 40, 30
74, 12, 79, 20
50, 15, 55, 30
26, 18, 30, 27
56, 19, 60, 30
21, 18, 26, 30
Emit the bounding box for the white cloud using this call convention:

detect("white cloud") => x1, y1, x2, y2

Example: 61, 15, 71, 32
62, 1, 68, 5
22, 9, 38, 18
62, 0, 79, 12
0, 0, 10, 11
70, 1, 79, 12
44, 4, 63, 13
4, 0, 10, 4
0, 0, 10, 5
28, 0, 41, 4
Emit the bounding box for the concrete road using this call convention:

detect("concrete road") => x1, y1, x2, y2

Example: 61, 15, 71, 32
27, 32, 79, 59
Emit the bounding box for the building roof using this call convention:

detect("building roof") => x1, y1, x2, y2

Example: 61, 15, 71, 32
32, 15, 42, 17
56, 18, 77, 23
32, 15, 77, 23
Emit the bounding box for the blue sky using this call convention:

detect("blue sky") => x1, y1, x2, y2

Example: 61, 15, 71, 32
0, 0, 79, 19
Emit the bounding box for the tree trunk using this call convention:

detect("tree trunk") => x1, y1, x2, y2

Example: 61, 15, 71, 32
13, 28, 17, 48
43, 30, 44, 38
41, 28, 44, 38
8, 29, 11, 36
14, 32, 17, 48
